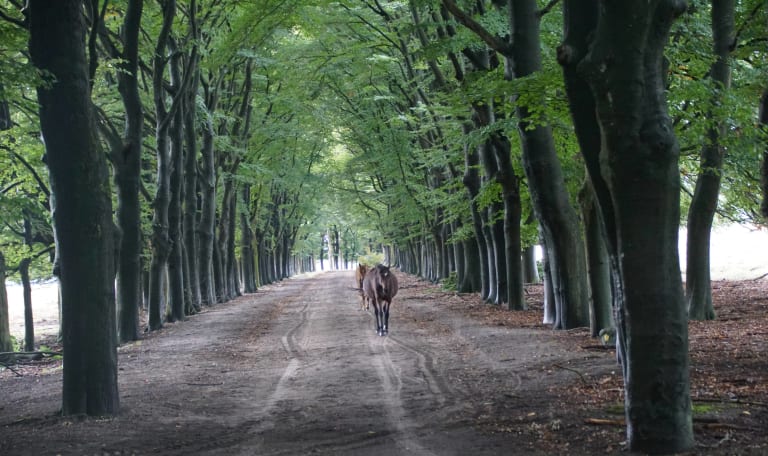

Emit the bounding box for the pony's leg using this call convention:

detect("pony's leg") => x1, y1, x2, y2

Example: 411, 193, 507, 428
373, 300, 383, 336
382, 301, 390, 335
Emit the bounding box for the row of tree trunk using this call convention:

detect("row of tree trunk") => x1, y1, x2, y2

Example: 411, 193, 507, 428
373, 1, 744, 452
381, 0, 593, 333
22, 0, 317, 417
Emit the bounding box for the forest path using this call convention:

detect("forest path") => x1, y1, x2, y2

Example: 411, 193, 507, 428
0, 270, 614, 455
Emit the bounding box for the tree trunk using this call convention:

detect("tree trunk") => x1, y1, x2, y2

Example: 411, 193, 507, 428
478, 137, 502, 305
333, 226, 341, 271
226, 185, 240, 297
241, 185, 257, 293
29, 0, 119, 415
0, 251, 11, 353
459, 237, 481, 293
506, 0, 589, 328
147, 0, 177, 332
541, 237, 557, 327
20, 258, 34, 351
560, 0, 693, 452
216, 177, 236, 301
183, 78, 202, 311
522, 245, 539, 284
759, 89, 768, 219
168, 113, 187, 321
540, 232, 556, 326
212, 241, 225, 303
462, 129, 490, 299
686, 0, 733, 321
493, 135, 525, 310
580, 179, 613, 337
114, 0, 144, 344
167, 50, 185, 323
761, 88, 768, 218
198, 106, 217, 305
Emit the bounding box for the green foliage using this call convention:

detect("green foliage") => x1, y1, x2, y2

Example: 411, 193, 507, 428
441, 271, 458, 291
9, 334, 21, 353
0, 0, 764, 298
670, 0, 768, 225
358, 252, 385, 267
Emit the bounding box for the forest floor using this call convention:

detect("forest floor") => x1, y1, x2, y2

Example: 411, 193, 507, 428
1, 270, 767, 455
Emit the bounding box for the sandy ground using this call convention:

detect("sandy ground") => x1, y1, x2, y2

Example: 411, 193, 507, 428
1, 270, 616, 455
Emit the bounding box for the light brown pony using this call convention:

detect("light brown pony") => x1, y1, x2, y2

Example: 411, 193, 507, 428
355, 264, 369, 310
362, 264, 399, 336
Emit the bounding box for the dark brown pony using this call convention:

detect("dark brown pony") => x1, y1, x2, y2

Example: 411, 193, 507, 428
362, 264, 399, 336
355, 264, 369, 310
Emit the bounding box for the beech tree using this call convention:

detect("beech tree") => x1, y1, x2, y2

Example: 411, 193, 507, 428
559, 0, 693, 451
0, 251, 11, 352
762, 88, 768, 217
685, 0, 734, 321
147, 0, 178, 330
28, 0, 119, 416
95, 0, 145, 342
442, 0, 588, 325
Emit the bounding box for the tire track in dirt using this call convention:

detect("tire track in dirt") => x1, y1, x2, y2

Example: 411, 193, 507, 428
232, 272, 394, 455
135, 278, 317, 455
387, 334, 452, 402
1, 271, 552, 455
367, 335, 438, 456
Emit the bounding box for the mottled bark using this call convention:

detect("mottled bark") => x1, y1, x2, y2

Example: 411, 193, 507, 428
560, 0, 693, 452
240, 185, 257, 293
198, 102, 217, 306
580, 179, 613, 337
29, 0, 119, 415
182, 73, 202, 311
147, 0, 177, 331
216, 178, 235, 301
167, 44, 185, 323
113, 0, 143, 343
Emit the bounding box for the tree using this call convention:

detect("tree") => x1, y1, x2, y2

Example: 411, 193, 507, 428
443, 0, 589, 325
98, 0, 145, 343
28, 0, 119, 416
559, 0, 693, 452
686, 0, 734, 321
0, 251, 11, 352
148, 0, 186, 328
762, 88, 768, 217
580, 179, 613, 336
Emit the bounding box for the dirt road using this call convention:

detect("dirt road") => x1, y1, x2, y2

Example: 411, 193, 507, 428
1, 270, 617, 455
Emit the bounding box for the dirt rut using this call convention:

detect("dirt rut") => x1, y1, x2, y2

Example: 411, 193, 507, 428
0, 271, 613, 455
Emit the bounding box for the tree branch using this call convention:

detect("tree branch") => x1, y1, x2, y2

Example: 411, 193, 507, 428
0, 6, 27, 29
441, 0, 511, 55
4, 146, 51, 200
538, 0, 561, 17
